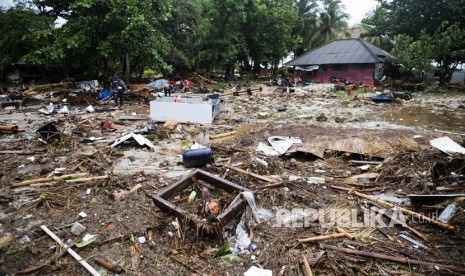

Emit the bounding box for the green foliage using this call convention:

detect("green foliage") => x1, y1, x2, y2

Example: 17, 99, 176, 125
0, 7, 54, 79
363, 0, 465, 84
390, 22, 465, 84
392, 34, 434, 82
143, 68, 162, 79
308, 0, 348, 49
214, 241, 231, 257
1, 0, 349, 81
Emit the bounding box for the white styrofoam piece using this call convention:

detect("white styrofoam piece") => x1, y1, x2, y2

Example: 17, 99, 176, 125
429, 136, 465, 154
150, 97, 219, 124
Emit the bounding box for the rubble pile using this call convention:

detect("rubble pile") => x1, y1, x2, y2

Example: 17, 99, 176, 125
0, 81, 464, 275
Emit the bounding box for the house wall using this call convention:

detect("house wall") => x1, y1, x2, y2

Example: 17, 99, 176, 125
299, 63, 377, 86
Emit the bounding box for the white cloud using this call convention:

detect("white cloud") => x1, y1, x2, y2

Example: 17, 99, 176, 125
0, 0, 14, 8
341, 0, 378, 26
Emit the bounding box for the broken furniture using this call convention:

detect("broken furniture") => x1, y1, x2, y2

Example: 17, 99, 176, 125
150, 169, 250, 236
150, 96, 220, 124
36, 123, 61, 141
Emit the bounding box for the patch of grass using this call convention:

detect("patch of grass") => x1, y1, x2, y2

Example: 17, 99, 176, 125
211, 84, 228, 91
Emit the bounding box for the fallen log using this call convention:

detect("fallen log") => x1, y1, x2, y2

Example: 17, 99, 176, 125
12, 173, 89, 187
331, 185, 455, 232
321, 244, 464, 272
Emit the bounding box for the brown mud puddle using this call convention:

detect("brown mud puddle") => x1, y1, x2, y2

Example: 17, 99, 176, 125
380, 105, 465, 132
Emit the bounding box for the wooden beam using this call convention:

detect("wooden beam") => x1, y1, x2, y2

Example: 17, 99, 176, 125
223, 164, 278, 183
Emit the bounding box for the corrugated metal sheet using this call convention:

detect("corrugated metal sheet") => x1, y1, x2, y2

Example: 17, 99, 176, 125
287, 38, 394, 66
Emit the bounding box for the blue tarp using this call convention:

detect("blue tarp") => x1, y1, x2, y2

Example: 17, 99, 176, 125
97, 88, 115, 101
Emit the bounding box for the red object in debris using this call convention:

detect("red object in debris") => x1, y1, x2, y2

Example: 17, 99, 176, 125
347, 87, 352, 96
168, 80, 193, 88
102, 119, 124, 131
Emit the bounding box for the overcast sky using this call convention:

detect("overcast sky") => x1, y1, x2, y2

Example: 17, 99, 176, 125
0, 0, 13, 8
342, 0, 378, 26
1, 0, 378, 26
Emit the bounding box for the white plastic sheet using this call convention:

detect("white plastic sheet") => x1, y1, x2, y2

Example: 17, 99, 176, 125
243, 266, 272, 276
430, 136, 465, 154
257, 136, 302, 156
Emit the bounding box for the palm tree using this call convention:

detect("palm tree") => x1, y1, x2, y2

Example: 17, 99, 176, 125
309, 0, 348, 48
294, 0, 318, 55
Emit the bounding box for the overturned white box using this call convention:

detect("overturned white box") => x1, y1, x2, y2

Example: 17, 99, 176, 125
150, 96, 220, 124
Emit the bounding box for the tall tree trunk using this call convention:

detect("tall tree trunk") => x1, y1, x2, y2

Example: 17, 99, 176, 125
272, 59, 279, 75
124, 52, 130, 83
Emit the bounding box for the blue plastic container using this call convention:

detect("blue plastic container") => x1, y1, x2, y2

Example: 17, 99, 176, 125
183, 148, 213, 168
372, 95, 394, 103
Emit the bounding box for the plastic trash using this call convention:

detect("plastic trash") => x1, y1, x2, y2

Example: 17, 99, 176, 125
437, 202, 458, 223
71, 222, 87, 236
243, 266, 272, 276
85, 105, 95, 113
183, 148, 212, 168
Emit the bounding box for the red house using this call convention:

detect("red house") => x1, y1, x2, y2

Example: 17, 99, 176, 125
286, 38, 395, 86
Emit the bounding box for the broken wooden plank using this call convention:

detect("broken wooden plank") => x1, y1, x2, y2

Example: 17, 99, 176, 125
12, 173, 89, 188
40, 225, 101, 276
346, 173, 380, 186
17, 242, 75, 274
0, 149, 46, 155
30, 175, 109, 187
301, 255, 313, 276
408, 194, 465, 203
223, 164, 278, 183
331, 185, 455, 232
369, 206, 427, 241
321, 244, 463, 271
298, 232, 347, 243
349, 160, 384, 165
94, 258, 124, 274
209, 131, 237, 140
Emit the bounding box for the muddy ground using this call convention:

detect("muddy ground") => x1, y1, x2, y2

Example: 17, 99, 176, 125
0, 82, 465, 275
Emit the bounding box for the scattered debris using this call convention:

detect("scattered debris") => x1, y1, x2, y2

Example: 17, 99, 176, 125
183, 147, 212, 168
111, 133, 156, 150
429, 136, 465, 154
257, 136, 302, 156
40, 225, 101, 276
1, 83, 465, 275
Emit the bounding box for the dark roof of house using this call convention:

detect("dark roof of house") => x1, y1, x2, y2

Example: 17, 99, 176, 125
286, 38, 395, 66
